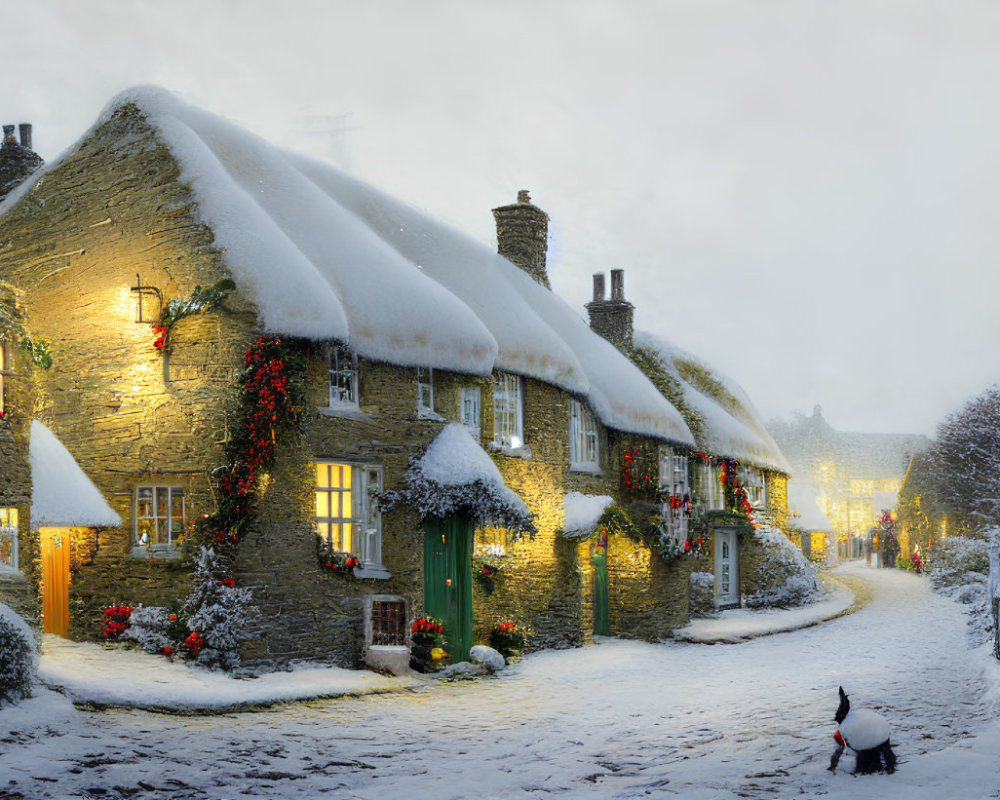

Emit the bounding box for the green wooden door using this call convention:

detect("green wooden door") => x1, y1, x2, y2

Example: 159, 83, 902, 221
591, 537, 610, 636
423, 515, 474, 661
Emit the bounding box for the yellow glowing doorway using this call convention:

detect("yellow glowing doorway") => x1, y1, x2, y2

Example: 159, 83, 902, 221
40, 527, 71, 636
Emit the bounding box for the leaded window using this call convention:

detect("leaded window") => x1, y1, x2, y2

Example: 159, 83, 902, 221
314, 461, 383, 569
135, 486, 186, 546
327, 343, 358, 408
569, 398, 599, 469
492, 372, 523, 449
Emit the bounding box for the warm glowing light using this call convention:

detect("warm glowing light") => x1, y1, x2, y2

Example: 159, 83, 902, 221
0, 507, 18, 528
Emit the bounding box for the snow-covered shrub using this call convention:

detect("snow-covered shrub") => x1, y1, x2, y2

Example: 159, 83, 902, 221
743, 526, 820, 609
689, 571, 717, 618
927, 534, 994, 643
182, 547, 258, 671
120, 605, 176, 654
0, 602, 37, 705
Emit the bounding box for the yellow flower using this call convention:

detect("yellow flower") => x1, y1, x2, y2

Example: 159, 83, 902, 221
430, 647, 448, 661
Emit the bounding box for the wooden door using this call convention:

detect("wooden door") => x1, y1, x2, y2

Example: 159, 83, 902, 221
714, 527, 739, 608
423, 515, 473, 661
591, 533, 609, 636
41, 527, 71, 636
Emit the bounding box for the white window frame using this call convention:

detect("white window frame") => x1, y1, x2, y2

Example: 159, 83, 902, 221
327, 343, 359, 409
738, 465, 767, 510
693, 457, 725, 512
461, 387, 481, 438
134, 486, 186, 547
315, 461, 388, 578
492, 372, 524, 450
416, 367, 437, 418
659, 448, 689, 542
569, 398, 600, 471
0, 507, 18, 572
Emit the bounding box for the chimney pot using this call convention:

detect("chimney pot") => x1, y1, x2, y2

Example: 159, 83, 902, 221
517, 189, 531, 204
592, 273, 606, 302
18, 123, 31, 150
2, 125, 14, 144
610, 268, 625, 301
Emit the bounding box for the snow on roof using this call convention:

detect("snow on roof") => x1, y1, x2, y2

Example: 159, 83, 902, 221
786, 480, 833, 533
29, 421, 122, 529
562, 492, 613, 539
39, 86, 689, 446
633, 331, 789, 472
387, 423, 533, 531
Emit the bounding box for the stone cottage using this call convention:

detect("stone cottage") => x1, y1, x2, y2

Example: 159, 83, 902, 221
584, 269, 794, 608
0, 87, 708, 669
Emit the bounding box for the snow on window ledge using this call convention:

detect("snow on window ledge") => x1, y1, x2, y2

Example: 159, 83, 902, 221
569, 461, 602, 476
354, 564, 392, 580
128, 544, 182, 560
488, 442, 532, 460
417, 408, 445, 422
317, 404, 375, 424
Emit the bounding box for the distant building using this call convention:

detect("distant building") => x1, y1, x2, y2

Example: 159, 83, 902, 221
768, 406, 929, 558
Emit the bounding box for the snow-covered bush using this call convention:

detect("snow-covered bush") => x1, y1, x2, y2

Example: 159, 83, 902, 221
120, 605, 176, 654
689, 571, 717, 618
0, 602, 37, 705
182, 547, 258, 671
927, 534, 995, 643
743, 526, 820, 609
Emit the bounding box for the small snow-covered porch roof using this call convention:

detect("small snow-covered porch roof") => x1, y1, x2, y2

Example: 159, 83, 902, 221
383, 424, 533, 532
29, 421, 121, 529
561, 492, 613, 539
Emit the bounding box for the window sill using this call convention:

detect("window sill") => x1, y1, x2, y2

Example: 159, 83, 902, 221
354, 564, 392, 580
417, 408, 445, 422
569, 462, 603, 475
128, 544, 182, 560
317, 404, 375, 424
488, 442, 532, 459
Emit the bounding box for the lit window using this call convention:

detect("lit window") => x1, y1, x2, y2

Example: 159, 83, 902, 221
315, 461, 384, 571
492, 372, 523, 449
569, 398, 599, 469
135, 487, 186, 546
327, 343, 358, 408
461, 387, 481, 437
660, 449, 690, 541
417, 367, 434, 416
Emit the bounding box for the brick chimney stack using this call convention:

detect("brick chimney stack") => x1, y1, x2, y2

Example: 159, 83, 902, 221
492, 190, 550, 288
0, 121, 44, 202
586, 268, 634, 351
18, 124, 31, 150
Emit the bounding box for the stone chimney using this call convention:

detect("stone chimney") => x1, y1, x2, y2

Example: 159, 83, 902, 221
0, 122, 44, 202
586, 268, 634, 350
492, 190, 550, 288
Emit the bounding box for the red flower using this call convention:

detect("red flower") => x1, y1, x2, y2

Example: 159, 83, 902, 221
162, 647, 173, 655
152, 325, 167, 350
219, 578, 236, 588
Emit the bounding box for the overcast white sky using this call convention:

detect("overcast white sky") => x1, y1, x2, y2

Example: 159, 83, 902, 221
4, 0, 998, 436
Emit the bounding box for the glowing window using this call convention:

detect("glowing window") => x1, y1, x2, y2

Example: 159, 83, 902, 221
135, 487, 186, 546
569, 398, 599, 469
0, 507, 17, 570
492, 372, 523, 449
315, 462, 383, 568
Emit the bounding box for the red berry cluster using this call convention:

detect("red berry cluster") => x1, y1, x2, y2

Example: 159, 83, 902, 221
101, 605, 134, 639
183, 631, 204, 657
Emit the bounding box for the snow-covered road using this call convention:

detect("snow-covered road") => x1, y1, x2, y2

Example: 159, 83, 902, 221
3, 563, 1000, 799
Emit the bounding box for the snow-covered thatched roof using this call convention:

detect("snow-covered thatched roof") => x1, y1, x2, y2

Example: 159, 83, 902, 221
11, 86, 692, 447
632, 331, 790, 473
29, 421, 122, 529
383, 424, 533, 531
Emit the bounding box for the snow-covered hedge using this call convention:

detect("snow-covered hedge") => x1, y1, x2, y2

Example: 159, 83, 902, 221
0, 602, 37, 705
927, 535, 994, 643
689, 571, 717, 618
742, 526, 820, 609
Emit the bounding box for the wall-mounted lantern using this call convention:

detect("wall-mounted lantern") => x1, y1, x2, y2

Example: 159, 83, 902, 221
130, 273, 162, 323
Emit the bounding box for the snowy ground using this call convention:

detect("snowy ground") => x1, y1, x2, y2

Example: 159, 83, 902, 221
2, 562, 999, 799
